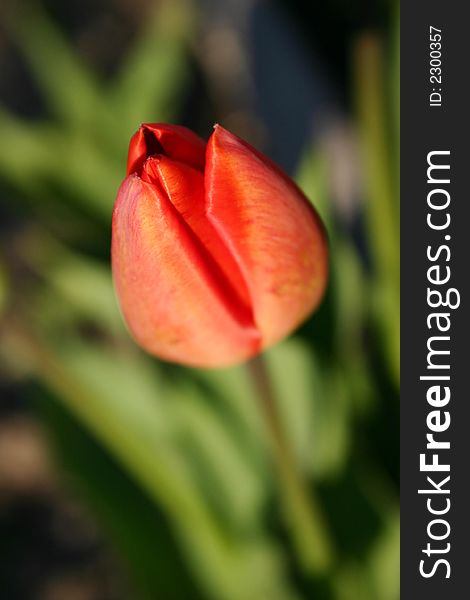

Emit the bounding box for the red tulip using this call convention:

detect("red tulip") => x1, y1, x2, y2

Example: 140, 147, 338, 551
112, 123, 328, 367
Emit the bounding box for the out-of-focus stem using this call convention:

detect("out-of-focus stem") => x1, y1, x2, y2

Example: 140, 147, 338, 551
354, 32, 400, 386
247, 354, 333, 575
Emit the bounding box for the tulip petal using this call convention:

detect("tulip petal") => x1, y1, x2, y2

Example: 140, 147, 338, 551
205, 125, 328, 348
112, 174, 260, 367
127, 123, 206, 176
145, 155, 253, 317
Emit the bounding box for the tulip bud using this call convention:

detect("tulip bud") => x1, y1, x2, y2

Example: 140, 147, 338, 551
112, 123, 328, 367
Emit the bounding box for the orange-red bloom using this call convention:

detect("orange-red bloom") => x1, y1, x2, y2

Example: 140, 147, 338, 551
112, 123, 328, 367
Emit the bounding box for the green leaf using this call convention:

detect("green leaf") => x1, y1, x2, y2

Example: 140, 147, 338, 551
170, 382, 267, 530
39, 393, 204, 600
6, 4, 102, 127
295, 148, 332, 234
13, 329, 301, 600
353, 33, 400, 387
367, 511, 400, 600
0, 110, 120, 220
110, 0, 196, 138
0, 110, 59, 194
354, 33, 399, 276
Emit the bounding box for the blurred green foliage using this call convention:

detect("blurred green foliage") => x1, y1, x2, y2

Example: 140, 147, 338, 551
0, 1, 399, 599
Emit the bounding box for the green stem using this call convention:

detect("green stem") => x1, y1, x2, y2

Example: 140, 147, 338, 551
354, 32, 400, 385
248, 355, 333, 575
